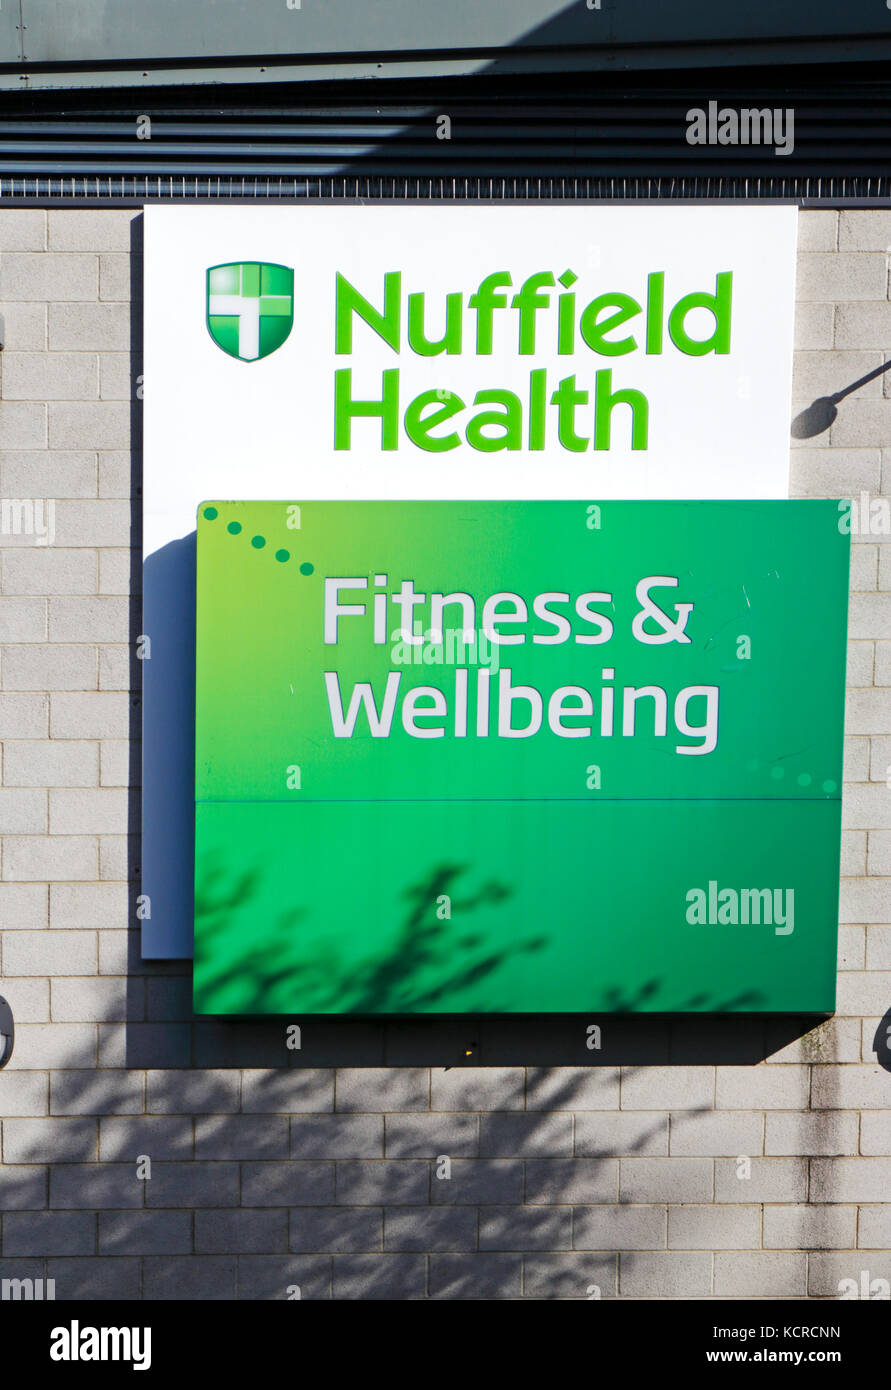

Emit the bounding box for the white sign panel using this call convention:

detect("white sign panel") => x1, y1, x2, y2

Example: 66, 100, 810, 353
142, 204, 798, 957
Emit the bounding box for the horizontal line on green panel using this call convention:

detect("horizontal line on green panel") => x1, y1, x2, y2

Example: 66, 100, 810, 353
195, 796, 841, 805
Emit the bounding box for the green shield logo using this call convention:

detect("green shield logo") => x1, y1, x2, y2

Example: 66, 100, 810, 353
206, 261, 294, 362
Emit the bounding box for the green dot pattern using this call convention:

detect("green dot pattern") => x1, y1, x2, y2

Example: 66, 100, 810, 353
750, 761, 838, 798
202, 505, 313, 576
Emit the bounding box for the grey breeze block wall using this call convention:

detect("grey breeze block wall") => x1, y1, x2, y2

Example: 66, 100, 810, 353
0, 206, 889, 1302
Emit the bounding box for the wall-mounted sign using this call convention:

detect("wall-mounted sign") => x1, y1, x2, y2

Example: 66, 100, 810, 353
143, 205, 798, 959
193, 499, 847, 1015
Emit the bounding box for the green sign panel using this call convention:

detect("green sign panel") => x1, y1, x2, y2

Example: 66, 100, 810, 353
194, 500, 849, 1015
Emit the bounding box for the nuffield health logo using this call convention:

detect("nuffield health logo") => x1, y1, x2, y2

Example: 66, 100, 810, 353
206, 261, 294, 361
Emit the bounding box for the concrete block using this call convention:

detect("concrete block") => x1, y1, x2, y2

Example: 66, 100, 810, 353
3, 931, 95, 976
424, 1156, 524, 1206
839, 878, 891, 923
430, 1067, 524, 1111
335, 1068, 427, 1112
839, 210, 891, 249
574, 1111, 668, 1157
99, 1116, 193, 1164
808, 1250, 891, 1296
49, 788, 129, 835
194, 1116, 288, 1161
46, 500, 130, 548
4, 1023, 95, 1071
0, 548, 96, 596
237, 1254, 331, 1301
147, 1070, 240, 1115
335, 1160, 429, 1206
3, 1116, 97, 1163
526, 1158, 617, 1204
0, 450, 97, 498
97, 454, 132, 500
50, 1070, 143, 1116
48, 596, 131, 643
763, 1203, 856, 1249
429, 1252, 522, 1299
668, 1204, 760, 1250
573, 1203, 666, 1250
621, 1066, 713, 1111
48, 402, 130, 452
47, 1257, 140, 1299
0, 789, 46, 834
99, 256, 133, 303
764, 1111, 859, 1157
3, 1211, 95, 1256
619, 1250, 710, 1298
47, 210, 137, 252
383, 1207, 477, 1251
99, 1210, 190, 1256
241, 1161, 334, 1207
0, 254, 96, 301
2, 352, 98, 401
50, 692, 131, 738
49, 302, 130, 351
793, 302, 834, 350
0, 210, 46, 249
49, 1163, 142, 1209
2, 645, 96, 691
142, 1256, 236, 1300
797, 210, 838, 252
2, 836, 96, 882
98, 353, 133, 400
619, 1157, 711, 1203
50, 882, 129, 928
797, 253, 887, 301
668, 1110, 763, 1157
479, 1206, 572, 1251
714, 1157, 806, 1203
713, 1251, 806, 1296
0, 694, 48, 737
52, 977, 143, 1023
291, 1116, 383, 1159
98, 646, 132, 690
526, 1066, 620, 1110
523, 1251, 615, 1298
857, 1205, 891, 1247
332, 1253, 424, 1300
196, 1210, 288, 1254
479, 1113, 572, 1157
715, 1065, 810, 1109
0, 403, 45, 448
144, 1162, 240, 1209
290, 1208, 382, 1253
384, 1113, 478, 1158
0, 1070, 47, 1115
0, 883, 47, 927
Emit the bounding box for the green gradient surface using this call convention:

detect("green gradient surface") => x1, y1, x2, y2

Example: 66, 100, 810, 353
194, 500, 849, 1015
